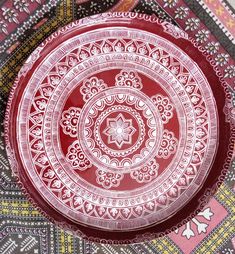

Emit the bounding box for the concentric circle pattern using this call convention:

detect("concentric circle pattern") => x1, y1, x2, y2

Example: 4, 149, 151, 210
5, 13, 227, 242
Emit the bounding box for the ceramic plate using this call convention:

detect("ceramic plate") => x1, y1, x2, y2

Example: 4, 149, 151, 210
5, 12, 231, 243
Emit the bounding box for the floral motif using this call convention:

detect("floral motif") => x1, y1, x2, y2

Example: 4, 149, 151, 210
102, 44, 112, 53
103, 113, 136, 148
31, 127, 42, 136
157, 130, 178, 159
52, 179, 62, 188
37, 154, 48, 165
80, 76, 107, 102
185, 18, 200, 31
50, 76, 60, 86
66, 140, 92, 170
115, 70, 143, 90
114, 42, 124, 52
68, 56, 78, 67
33, 140, 43, 150
174, 6, 189, 19
127, 44, 136, 53
44, 169, 55, 179
195, 29, 210, 43
91, 46, 100, 55
175, 207, 213, 239
13, 0, 30, 13
60, 107, 81, 137
89, 1, 102, 14
130, 159, 159, 183
96, 169, 123, 189
36, 99, 47, 110
204, 42, 220, 55
2, 7, 19, 24
42, 87, 53, 97
77, 5, 89, 18
79, 50, 88, 60
215, 53, 229, 67
224, 65, 235, 78
151, 94, 174, 124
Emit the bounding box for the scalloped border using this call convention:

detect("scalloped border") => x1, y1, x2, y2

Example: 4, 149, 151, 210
3, 12, 235, 244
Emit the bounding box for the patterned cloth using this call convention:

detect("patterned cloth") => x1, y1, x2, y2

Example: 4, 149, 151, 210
0, 1, 234, 253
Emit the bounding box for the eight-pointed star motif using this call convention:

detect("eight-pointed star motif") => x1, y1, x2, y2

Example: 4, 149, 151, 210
103, 113, 136, 149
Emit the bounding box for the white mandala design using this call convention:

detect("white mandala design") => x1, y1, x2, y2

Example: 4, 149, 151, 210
94, 105, 146, 158
78, 86, 163, 172
60, 70, 179, 188
10, 16, 219, 233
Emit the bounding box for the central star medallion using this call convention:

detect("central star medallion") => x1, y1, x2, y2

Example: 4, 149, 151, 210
103, 113, 136, 148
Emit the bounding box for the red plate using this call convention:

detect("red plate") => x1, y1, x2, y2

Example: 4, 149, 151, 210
5, 13, 231, 243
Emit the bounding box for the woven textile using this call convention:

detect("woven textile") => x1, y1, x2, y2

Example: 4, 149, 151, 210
0, 1, 234, 253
